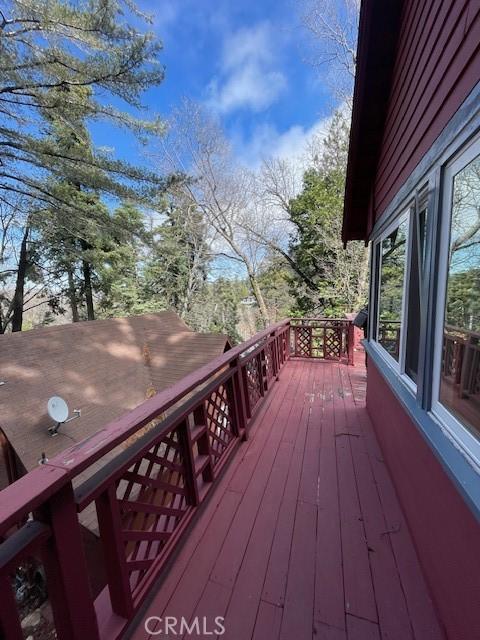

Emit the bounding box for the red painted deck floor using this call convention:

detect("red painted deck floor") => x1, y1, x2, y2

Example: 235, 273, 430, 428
126, 359, 444, 640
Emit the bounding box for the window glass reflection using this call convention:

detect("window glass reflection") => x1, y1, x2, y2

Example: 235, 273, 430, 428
377, 219, 408, 361
440, 154, 480, 439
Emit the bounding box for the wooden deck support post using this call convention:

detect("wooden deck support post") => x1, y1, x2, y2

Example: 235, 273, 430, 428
38, 482, 100, 640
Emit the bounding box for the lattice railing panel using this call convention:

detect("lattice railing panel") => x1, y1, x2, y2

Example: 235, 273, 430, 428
323, 327, 343, 359
205, 383, 235, 466
290, 319, 353, 362
295, 326, 311, 357
115, 427, 189, 594
245, 356, 262, 412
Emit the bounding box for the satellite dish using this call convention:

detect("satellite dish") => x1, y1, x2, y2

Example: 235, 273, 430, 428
47, 396, 69, 424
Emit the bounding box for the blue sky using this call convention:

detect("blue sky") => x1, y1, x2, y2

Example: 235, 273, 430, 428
91, 0, 338, 171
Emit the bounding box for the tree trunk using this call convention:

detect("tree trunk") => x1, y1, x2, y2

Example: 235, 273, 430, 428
11, 226, 29, 332
67, 265, 80, 322
80, 239, 95, 321
247, 269, 270, 327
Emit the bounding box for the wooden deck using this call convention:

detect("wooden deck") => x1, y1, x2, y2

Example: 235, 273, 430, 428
127, 358, 444, 640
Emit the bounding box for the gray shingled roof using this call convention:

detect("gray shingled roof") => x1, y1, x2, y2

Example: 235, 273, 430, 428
0, 311, 229, 482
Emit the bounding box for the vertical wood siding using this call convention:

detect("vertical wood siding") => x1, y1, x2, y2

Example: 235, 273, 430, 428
374, 0, 480, 220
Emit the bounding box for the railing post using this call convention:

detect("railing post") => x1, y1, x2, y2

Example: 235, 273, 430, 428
270, 332, 279, 379
192, 405, 215, 481
347, 322, 355, 366
257, 351, 266, 395
459, 338, 473, 398
38, 482, 100, 640
0, 573, 23, 640
178, 419, 200, 505
95, 484, 134, 618
229, 358, 248, 439
241, 364, 252, 421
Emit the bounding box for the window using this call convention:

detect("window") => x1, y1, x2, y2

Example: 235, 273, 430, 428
436, 147, 480, 443
405, 192, 428, 382
369, 242, 381, 340
367, 122, 480, 478
376, 217, 409, 362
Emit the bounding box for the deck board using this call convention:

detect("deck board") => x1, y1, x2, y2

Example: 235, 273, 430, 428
126, 358, 444, 640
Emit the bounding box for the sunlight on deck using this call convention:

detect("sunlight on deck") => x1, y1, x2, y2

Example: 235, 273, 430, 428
127, 359, 443, 640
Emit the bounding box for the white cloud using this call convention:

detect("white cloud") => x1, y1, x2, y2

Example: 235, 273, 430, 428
233, 115, 332, 171
208, 22, 287, 113
223, 22, 274, 69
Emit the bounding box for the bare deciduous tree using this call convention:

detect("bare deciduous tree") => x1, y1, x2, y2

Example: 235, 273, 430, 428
159, 99, 271, 326
301, 0, 360, 105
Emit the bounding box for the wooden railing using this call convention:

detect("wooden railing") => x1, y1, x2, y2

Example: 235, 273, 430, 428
0, 318, 353, 640
290, 318, 355, 364
378, 320, 401, 358
443, 325, 480, 400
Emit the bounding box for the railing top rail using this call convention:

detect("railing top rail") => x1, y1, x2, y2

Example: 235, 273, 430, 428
0, 320, 290, 534
0, 320, 288, 510
0, 465, 67, 535
445, 324, 480, 339
0, 316, 354, 533
289, 317, 351, 322
42, 319, 289, 479
74, 366, 236, 510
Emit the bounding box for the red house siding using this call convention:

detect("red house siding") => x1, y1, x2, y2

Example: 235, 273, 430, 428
373, 0, 480, 219
366, 361, 480, 640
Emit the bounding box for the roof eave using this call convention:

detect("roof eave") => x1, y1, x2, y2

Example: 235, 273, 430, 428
342, 0, 404, 244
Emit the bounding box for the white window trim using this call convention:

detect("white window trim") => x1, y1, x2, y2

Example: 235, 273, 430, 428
431, 135, 480, 468
372, 210, 412, 377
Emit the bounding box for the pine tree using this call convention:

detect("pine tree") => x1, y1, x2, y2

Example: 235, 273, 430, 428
0, 1, 170, 210
96, 203, 147, 317
142, 199, 210, 318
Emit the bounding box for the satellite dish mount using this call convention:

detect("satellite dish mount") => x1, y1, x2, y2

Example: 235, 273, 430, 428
47, 396, 81, 436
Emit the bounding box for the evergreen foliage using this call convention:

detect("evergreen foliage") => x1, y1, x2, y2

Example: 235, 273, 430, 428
0, 0, 170, 209
288, 111, 368, 315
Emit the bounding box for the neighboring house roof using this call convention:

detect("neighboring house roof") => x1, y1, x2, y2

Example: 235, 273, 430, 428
342, 0, 403, 243
0, 312, 230, 485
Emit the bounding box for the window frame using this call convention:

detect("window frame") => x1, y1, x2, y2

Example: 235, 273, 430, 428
404, 187, 429, 386
431, 136, 480, 469
371, 209, 412, 378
